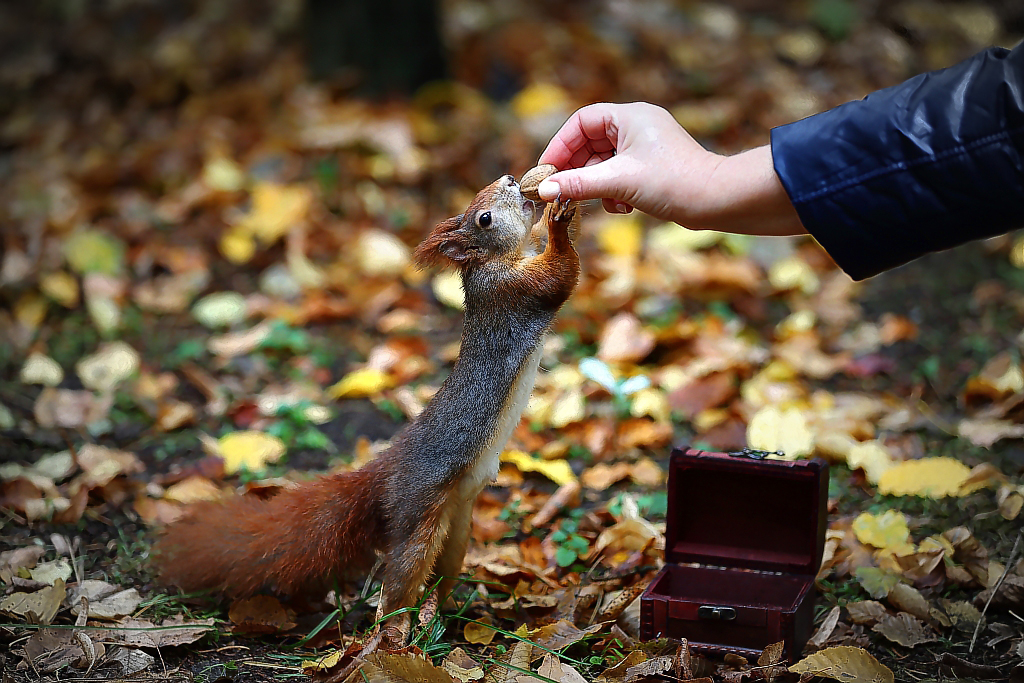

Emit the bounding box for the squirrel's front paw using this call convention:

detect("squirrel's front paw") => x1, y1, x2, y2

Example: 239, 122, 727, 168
549, 193, 577, 226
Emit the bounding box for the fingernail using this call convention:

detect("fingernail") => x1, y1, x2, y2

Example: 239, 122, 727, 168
614, 203, 630, 214
538, 179, 559, 200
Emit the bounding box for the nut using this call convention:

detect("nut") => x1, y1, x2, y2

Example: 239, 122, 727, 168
520, 164, 558, 201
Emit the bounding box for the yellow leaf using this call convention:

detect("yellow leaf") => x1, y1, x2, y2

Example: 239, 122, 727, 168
789, 646, 893, 682
500, 449, 576, 486
597, 214, 643, 257
20, 353, 64, 386
746, 405, 813, 457
357, 229, 411, 277
768, 256, 819, 294
220, 226, 257, 264
302, 649, 343, 673
548, 388, 585, 428
15, 292, 48, 332
852, 510, 910, 549
647, 222, 721, 251
463, 617, 496, 645
877, 456, 975, 498
202, 156, 245, 192
76, 341, 140, 392
163, 476, 223, 504
40, 271, 79, 308
432, 271, 465, 310
327, 367, 393, 399
846, 441, 896, 484
238, 183, 312, 245
511, 82, 570, 120
217, 431, 286, 474
64, 229, 124, 276
630, 387, 670, 423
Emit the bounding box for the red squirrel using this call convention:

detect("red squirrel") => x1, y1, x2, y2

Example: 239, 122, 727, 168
151, 173, 580, 646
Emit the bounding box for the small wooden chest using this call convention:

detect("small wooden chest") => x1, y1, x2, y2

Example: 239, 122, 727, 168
640, 447, 829, 659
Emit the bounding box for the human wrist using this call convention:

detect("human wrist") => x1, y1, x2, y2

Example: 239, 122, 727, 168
693, 145, 806, 236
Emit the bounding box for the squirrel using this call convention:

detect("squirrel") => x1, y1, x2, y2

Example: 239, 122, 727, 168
151, 173, 580, 648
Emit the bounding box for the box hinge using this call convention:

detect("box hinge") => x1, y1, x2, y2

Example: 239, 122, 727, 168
697, 605, 737, 621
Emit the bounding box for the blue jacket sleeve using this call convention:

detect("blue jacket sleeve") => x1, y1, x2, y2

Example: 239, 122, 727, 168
771, 43, 1024, 280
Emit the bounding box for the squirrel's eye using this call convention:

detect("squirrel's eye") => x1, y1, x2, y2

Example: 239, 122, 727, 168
478, 212, 492, 228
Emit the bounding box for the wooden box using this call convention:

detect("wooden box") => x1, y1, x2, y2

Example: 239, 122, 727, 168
640, 447, 829, 659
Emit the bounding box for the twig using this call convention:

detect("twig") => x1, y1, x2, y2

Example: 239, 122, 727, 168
970, 528, 1023, 653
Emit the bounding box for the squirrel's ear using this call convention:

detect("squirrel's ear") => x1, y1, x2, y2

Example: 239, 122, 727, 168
414, 214, 466, 268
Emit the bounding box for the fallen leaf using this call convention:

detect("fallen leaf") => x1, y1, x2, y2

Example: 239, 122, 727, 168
76, 341, 140, 392
531, 620, 603, 650
845, 441, 896, 483
581, 462, 631, 491
328, 367, 394, 399
500, 450, 576, 486
363, 652, 458, 682
29, 559, 73, 585
463, 617, 497, 645
807, 605, 841, 649
228, 595, 296, 634
789, 646, 893, 682
872, 612, 937, 647
886, 583, 931, 622
957, 417, 1024, 448
215, 430, 287, 474
852, 510, 909, 549
854, 567, 902, 600
358, 229, 411, 277
20, 353, 64, 386
442, 647, 485, 682
746, 405, 813, 457
432, 271, 465, 310
64, 229, 124, 276
34, 388, 112, 429
877, 456, 975, 498
846, 600, 888, 626
192, 291, 248, 328
71, 588, 142, 620
0, 578, 66, 624
596, 313, 655, 363
162, 476, 222, 504
236, 182, 312, 245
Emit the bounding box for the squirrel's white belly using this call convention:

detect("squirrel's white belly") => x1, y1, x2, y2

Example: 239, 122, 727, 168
459, 343, 545, 501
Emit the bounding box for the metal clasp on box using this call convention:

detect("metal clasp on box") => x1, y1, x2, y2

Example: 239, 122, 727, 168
697, 605, 737, 621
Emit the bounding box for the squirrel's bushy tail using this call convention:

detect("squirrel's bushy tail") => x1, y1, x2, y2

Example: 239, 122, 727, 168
151, 462, 385, 599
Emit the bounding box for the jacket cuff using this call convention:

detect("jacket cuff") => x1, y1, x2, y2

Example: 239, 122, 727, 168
771, 44, 1024, 281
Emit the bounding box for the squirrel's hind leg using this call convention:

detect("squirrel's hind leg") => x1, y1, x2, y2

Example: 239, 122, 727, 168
432, 498, 474, 609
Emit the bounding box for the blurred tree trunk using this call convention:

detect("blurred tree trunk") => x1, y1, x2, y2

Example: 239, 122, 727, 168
305, 0, 447, 95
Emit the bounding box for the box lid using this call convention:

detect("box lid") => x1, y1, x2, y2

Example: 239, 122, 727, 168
665, 447, 828, 575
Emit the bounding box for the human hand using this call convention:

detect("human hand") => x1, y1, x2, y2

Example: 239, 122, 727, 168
537, 102, 805, 236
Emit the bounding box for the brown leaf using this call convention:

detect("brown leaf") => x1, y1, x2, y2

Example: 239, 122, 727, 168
595, 651, 647, 683
442, 648, 485, 683
807, 605, 840, 650
228, 595, 296, 634
34, 388, 112, 429
0, 578, 66, 624
596, 313, 655, 363
531, 620, 603, 650
871, 612, 938, 647
463, 617, 497, 645
846, 600, 888, 626
667, 372, 735, 419
363, 652, 456, 683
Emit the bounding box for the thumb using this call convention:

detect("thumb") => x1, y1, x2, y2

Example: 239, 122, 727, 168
538, 158, 630, 203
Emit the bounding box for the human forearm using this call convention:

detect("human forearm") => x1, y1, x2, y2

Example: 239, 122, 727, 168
688, 145, 806, 236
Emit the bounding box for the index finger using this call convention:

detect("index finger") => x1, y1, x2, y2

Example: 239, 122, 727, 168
538, 103, 620, 169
